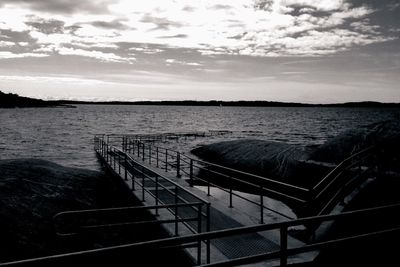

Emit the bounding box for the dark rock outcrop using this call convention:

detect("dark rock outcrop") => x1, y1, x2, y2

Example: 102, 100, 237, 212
191, 120, 400, 190
0, 159, 143, 263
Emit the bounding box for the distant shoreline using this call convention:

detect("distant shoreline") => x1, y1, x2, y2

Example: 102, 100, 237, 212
1, 91, 400, 108
58, 100, 400, 108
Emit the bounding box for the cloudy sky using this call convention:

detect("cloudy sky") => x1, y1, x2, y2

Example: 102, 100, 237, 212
0, 0, 399, 103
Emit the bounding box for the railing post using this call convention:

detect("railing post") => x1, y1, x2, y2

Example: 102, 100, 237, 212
124, 153, 127, 181
174, 185, 178, 236
229, 187, 233, 208
206, 203, 211, 264
142, 168, 145, 202
189, 159, 193, 186
156, 147, 159, 168
197, 203, 202, 265
131, 161, 135, 191
142, 143, 145, 161
118, 153, 121, 174
106, 144, 109, 162
137, 141, 140, 157
260, 186, 264, 224
207, 166, 210, 196
280, 226, 288, 267
113, 149, 116, 170
149, 146, 152, 164
177, 152, 181, 178
165, 150, 168, 172
155, 175, 159, 216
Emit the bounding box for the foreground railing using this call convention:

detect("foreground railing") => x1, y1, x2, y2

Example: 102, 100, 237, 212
2, 203, 400, 266
94, 137, 211, 264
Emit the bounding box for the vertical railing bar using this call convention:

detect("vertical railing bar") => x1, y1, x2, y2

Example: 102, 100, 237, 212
118, 152, 121, 174
156, 147, 159, 168
124, 153, 128, 181
165, 150, 168, 172
229, 186, 233, 208
131, 161, 135, 191
260, 185, 264, 224
190, 159, 194, 186
149, 146, 152, 164
174, 185, 178, 236
280, 226, 288, 267
197, 203, 202, 265
177, 152, 181, 178
155, 175, 159, 216
142, 165, 145, 202
206, 203, 211, 264
142, 142, 145, 161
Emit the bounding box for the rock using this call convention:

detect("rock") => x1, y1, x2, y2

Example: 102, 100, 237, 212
0, 159, 138, 262
192, 139, 311, 181
309, 119, 400, 165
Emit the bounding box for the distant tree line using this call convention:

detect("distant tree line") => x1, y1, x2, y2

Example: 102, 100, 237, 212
1, 90, 399, 108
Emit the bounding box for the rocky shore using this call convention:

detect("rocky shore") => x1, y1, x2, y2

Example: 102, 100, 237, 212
0, 159, 191, 265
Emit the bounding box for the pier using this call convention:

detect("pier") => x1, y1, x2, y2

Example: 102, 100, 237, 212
2, 132, 400, 266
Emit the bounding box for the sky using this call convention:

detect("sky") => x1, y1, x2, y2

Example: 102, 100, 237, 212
0, 0, 399, 103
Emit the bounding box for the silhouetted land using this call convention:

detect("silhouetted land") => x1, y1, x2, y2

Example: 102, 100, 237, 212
0, 91, 73, 108
2, 91, 400, 108
59, 99, 400, 107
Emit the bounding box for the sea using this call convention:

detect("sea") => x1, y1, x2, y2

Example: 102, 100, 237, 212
0, 105, 398, 170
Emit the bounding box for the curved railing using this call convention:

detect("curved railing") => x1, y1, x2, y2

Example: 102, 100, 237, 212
97, 134, 378, 221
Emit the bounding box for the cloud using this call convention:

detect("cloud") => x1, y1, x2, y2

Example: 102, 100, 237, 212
165, 58, 202, 66
0, 40, 14, 47
0, 0, 113, 14
0, 29, 36, 45
90, 19, 129, 30
158, 34, 188, 39
25, 17, 65, 34
211, 4, 233, 10
0, 0, 397, 60
57, 47, 135, 63
0, 51, 48, 58
140, 14, 183, 31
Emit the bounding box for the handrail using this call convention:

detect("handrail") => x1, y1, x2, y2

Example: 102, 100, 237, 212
54, 203, 204, 236
3, 203, 400, 266
312, 146, 375, 192
100, 134, 381, 220
94, 137, 212, 264
123, 138, 304, 221
132, 139, 309, 193
112, 146, 210, 205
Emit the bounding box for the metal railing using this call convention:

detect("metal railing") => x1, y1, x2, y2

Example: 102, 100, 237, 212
3, 203, 400, 267
305, 146, 376, 217
122, 137, 309, 222
94, 136, 211, 264
100, 134, 378, 223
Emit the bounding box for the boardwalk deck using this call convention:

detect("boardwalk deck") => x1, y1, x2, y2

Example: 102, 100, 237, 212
99, 146, 316, 266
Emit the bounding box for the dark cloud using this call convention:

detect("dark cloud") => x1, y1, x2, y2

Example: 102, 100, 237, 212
253, 0, 274, 11
90, 20, 129, 30
0, 29, 36, 43
158, 34, 188, 39
140, 14, 183, 31
0, 0, 113, 14
25, 18, 65, 34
